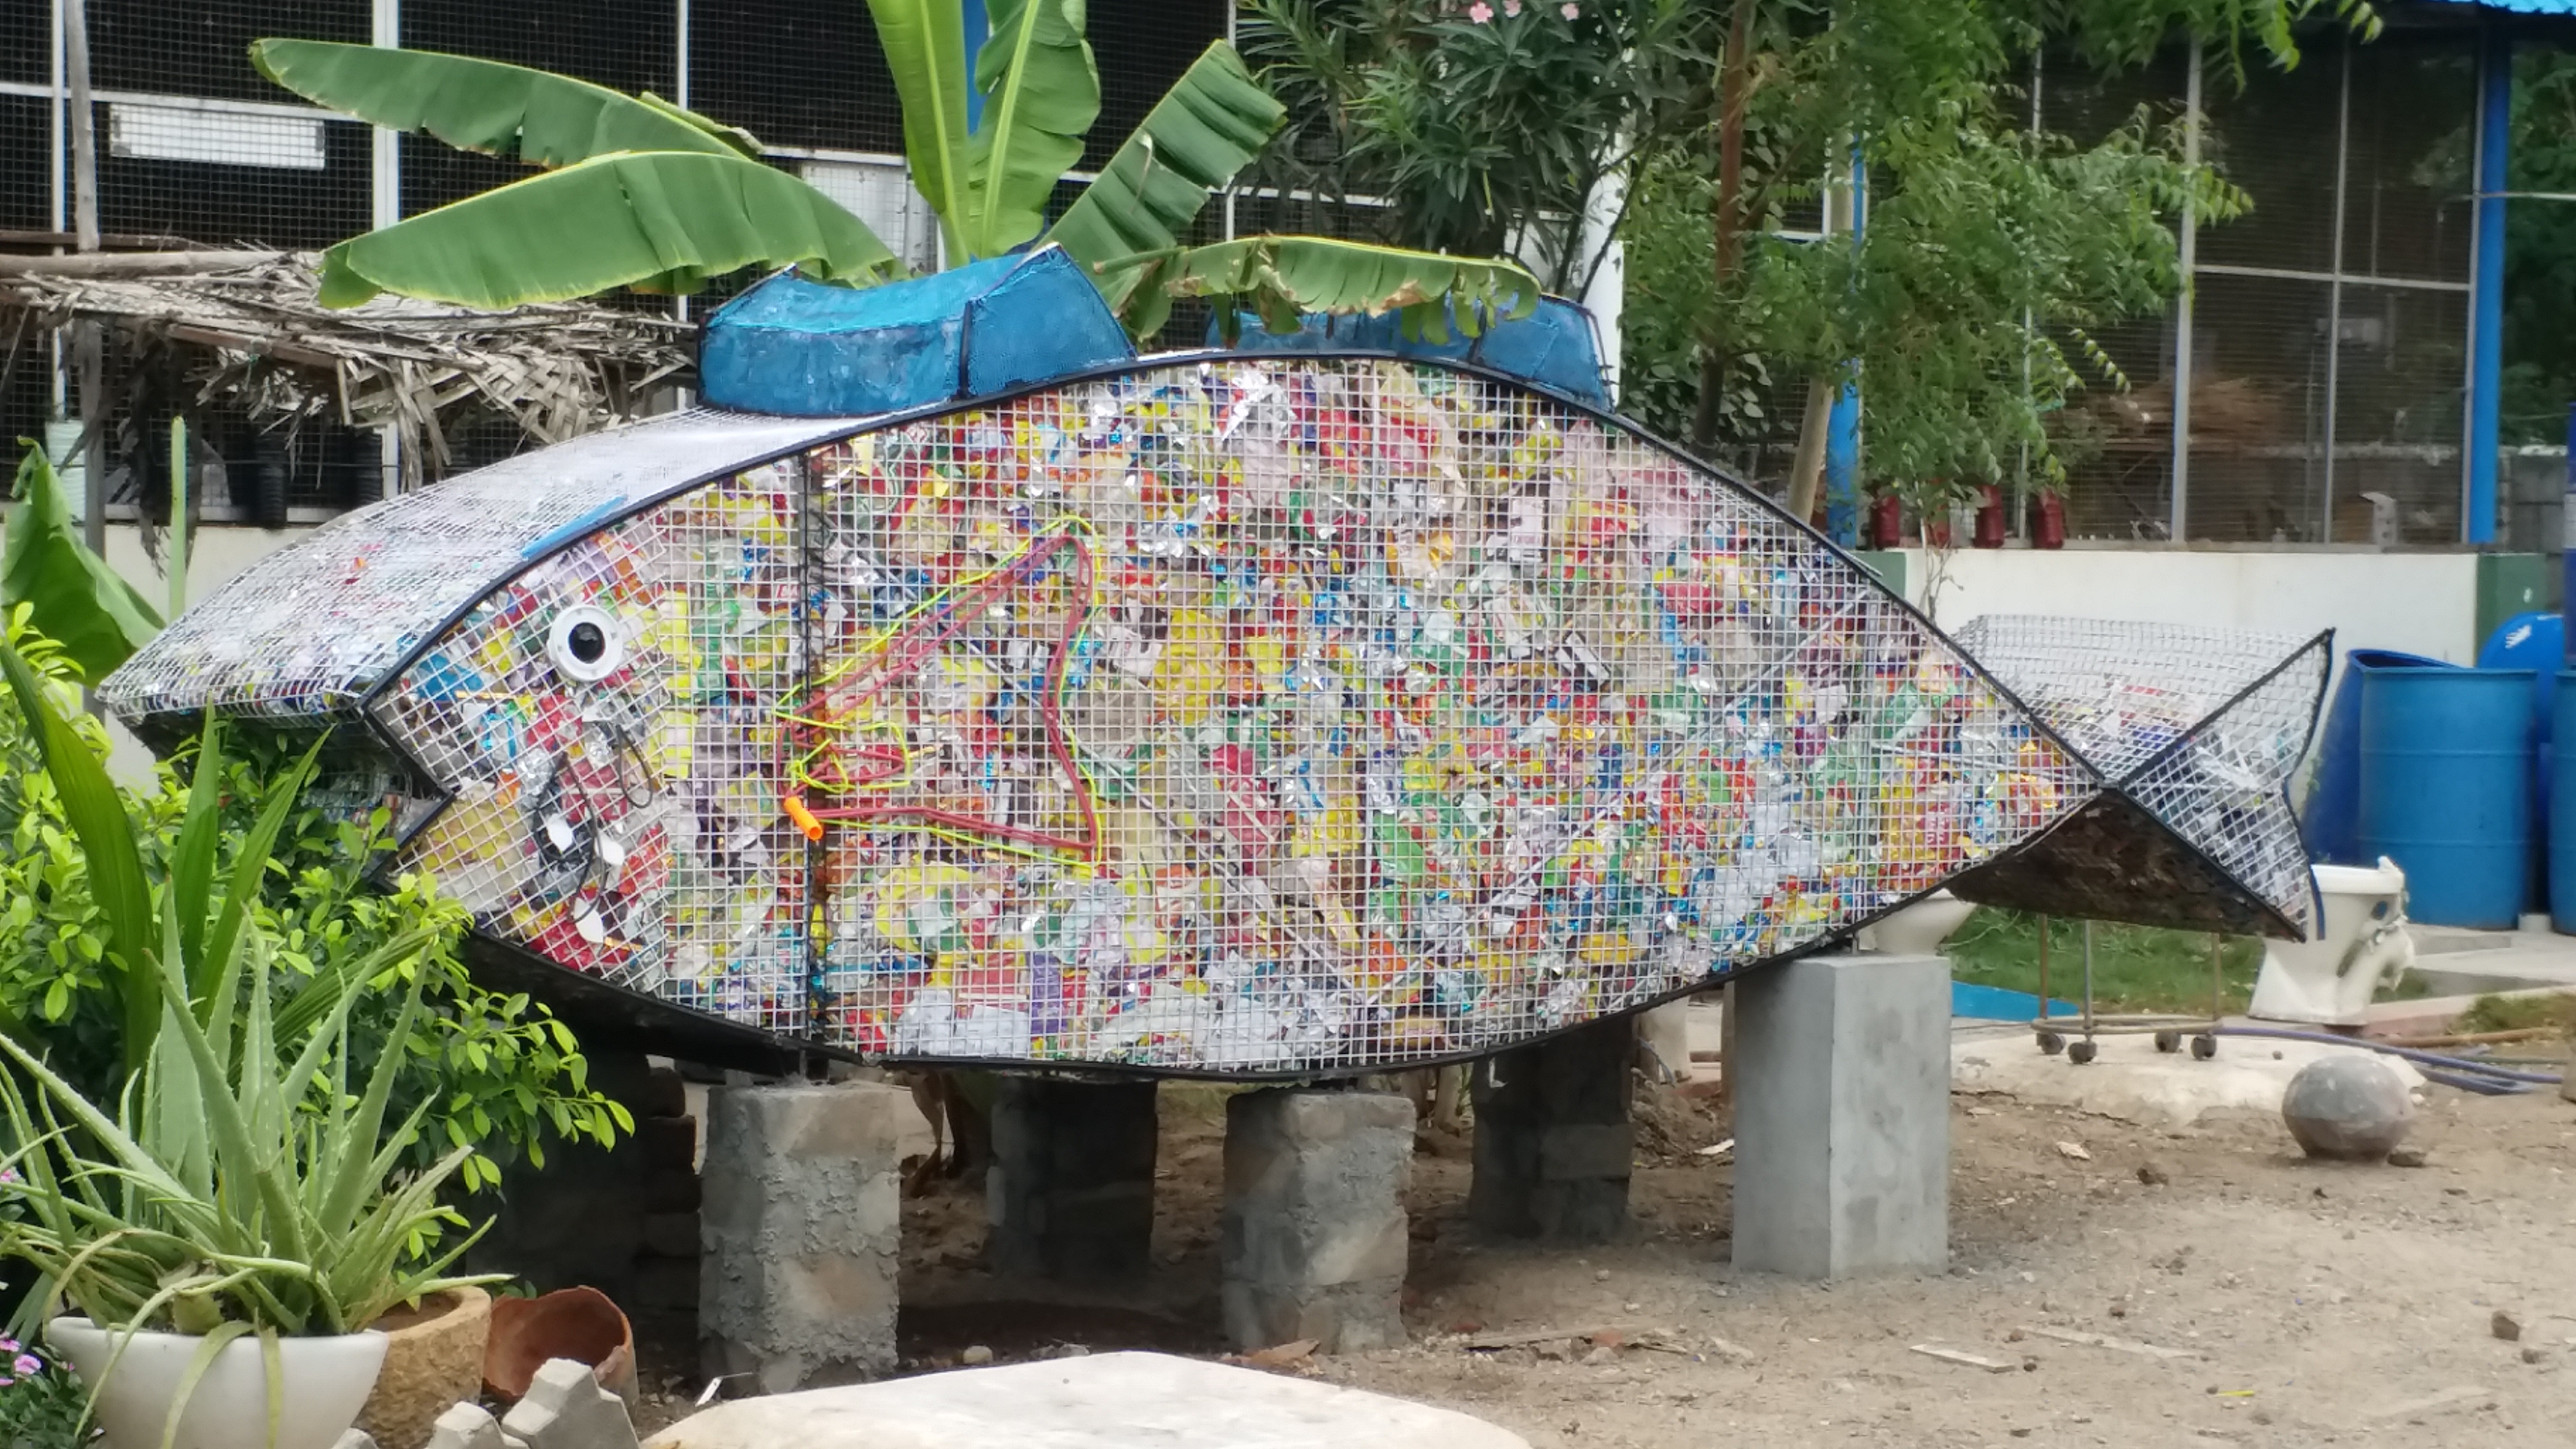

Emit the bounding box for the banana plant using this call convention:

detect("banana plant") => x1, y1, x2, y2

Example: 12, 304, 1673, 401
2, 444, 162, 684
253, 4, 1539, 339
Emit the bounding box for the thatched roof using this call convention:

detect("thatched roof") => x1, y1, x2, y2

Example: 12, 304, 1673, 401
0, 250, 693, 485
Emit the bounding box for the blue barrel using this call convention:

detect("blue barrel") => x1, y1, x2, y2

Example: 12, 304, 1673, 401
2479, 612, 2564, 910
2554, 670, 2576, 932
2301, 648, 2454, 865
2359, 667, 2536, 929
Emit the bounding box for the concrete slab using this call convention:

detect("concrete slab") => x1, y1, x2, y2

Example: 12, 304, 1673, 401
2360, 985, 2576, 1039
1951, 1026, 2425, 1131
639, 1352, 1529, 1449
2397, 924, 2576, 996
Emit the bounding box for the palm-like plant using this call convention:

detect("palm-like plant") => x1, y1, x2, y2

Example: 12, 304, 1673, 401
254, 2, 1540, 339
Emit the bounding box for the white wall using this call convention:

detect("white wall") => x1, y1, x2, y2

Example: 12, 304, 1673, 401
1898, 545, 2483, 665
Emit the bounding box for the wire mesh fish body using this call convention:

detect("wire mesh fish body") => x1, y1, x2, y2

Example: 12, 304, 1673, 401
102, 354, 2324, 1076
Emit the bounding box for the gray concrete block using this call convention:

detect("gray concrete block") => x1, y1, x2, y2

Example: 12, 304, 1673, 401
332, 1432, 381, 1449
1731, 952, 1950, 1278
1468, 1016, 1633, 1243
700, 1082, 906, 1393
426, 1401, 509, 1449
1221, 1089, 1413, 1354
987, 1078, 1158, 1284
501, 1358, 640, 1449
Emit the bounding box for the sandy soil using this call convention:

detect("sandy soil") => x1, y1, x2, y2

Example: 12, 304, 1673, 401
640, 1069, 2576, 1448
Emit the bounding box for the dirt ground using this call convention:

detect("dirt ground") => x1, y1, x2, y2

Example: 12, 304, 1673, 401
645, 1071, 2576, 1447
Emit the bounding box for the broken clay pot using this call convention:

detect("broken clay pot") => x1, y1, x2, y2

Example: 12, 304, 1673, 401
484, 1287, 637, 1407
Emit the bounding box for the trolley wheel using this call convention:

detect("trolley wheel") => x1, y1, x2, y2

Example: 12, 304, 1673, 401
2190, 1034, 2218, 1060
2153, 1030, 2182, 1053
2037, 1031, 2066, 1057
2068, 1039, 2099, 1065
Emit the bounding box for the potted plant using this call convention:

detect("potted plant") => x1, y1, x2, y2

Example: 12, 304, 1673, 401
0, 645, 500, 1449
0, 921, 498, 1449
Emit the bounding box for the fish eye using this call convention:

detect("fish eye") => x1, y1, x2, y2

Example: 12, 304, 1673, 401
547, 605, 626, 683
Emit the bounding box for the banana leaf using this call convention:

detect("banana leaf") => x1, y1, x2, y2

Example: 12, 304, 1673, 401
251, 39, 755, 165
0, 640, 159, 1078
316, 151, 904, 310
1045, 41, 1284, 317
958, 0, 1099, 258
1127, 235, 1543, 343
2, 443, 162, 683
858, 0, 972, 258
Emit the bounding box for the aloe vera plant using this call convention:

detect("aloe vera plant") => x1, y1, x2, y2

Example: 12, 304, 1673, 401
0, 641, 499, 1443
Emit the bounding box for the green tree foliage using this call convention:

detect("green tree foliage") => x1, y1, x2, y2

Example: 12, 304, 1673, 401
1239, 0, 1717, 295
0, 607, 627, 1193
2504, 44, 2576, 444
1612, 0, 2368, 511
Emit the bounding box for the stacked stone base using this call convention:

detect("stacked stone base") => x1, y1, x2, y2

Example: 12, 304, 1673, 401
1220, 1089, 1413, 1354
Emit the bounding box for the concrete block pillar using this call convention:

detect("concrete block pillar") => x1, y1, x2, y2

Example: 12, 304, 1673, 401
1220, 1088, 1413, 1354
986, 1077, 1158, 1283
1731, 952, 1950, 1278
1467, 1015, 1633, 1244
699, 1082, 905, 1393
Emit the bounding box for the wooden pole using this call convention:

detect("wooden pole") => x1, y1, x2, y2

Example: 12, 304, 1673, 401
63, 0, 105, 564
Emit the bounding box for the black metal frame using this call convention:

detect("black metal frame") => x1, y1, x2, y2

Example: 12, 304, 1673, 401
120, 347, 2332, 1081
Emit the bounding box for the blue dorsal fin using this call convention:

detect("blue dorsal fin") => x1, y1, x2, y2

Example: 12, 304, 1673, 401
700, 247, 1137, 417
1212, 297, 1613, 411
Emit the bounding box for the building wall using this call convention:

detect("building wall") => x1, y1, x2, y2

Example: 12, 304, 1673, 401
1898, 543, 2484, 663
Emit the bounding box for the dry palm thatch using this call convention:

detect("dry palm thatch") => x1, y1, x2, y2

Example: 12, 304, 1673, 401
0, 250, 693, 488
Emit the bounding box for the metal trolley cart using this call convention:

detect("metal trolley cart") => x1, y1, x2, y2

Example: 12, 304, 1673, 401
2031, 917, 2222, 1064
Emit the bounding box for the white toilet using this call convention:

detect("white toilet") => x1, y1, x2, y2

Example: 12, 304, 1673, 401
2247, 858, 2413, 1027
1858, 889, 1980, 956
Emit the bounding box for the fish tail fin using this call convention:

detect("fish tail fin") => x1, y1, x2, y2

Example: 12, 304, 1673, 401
1944, 617, 2333, 940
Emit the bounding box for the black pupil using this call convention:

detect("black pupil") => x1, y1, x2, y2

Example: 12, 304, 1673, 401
567, 621, 608, 664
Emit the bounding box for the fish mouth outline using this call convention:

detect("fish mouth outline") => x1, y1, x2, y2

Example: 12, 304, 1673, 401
131, 348, 2323, 1078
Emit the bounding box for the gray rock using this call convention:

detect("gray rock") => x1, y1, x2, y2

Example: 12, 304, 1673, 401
501, 1358, 641, 1449
2280, 1054, 2414, 1160
425, 1403, 510, 1449
640, 1351, 1527, 1449
333, 1432, 381, 1449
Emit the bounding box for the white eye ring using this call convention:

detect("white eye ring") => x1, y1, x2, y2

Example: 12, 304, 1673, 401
547, 605, 627, 683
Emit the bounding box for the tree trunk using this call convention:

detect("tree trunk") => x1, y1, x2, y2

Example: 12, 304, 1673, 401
1689, 0, 1760, 451
1784, 375, 1835, 525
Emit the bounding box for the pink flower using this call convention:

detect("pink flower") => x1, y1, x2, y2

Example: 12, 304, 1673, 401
10, 1357, 36, 1378
1503, 0, 1522, 13
1467, 1, 1493, 20
1561, 2, 1580, 15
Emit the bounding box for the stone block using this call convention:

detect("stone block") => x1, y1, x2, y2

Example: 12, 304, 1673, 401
986, 1078, 1158, 1284
333, 1432, 380, 1449
638, 1351, 1528, 1449
700, 1082, 906, 1393
632, 1256, 699, 1310
643, 1171, 702, 1214
641, 1212, 700, 1260
638, 1064, 689, 1119
501, 1358, 640, 1449
1220, 1088, 1412, 1354
1468, 1016, 1633, 1244
1731, 953, 1949, 1278
638, 1116, 699, 1172
425, 1402, 508, 1449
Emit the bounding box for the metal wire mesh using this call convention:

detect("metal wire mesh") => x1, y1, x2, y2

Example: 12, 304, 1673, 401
796, 360, 2096, 1069
108, 356, 2346, 1072
1949, 614, 2325, 935
100, 408, 861, 727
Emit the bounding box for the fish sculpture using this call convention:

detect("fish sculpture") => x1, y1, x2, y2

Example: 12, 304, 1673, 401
101, 262, 2327, 1078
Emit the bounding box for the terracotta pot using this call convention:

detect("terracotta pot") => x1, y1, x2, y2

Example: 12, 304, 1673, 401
1972, 485, 2006, 548
357, 1288, 492, 1449
484, 1287, 636, 1406
49, 1317, 385, 1449
1866, 494, 1904, 550
2028, 490, 2067, 549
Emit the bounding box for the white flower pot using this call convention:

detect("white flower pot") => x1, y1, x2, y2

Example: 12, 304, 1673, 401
47, 1317, 387, 1449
